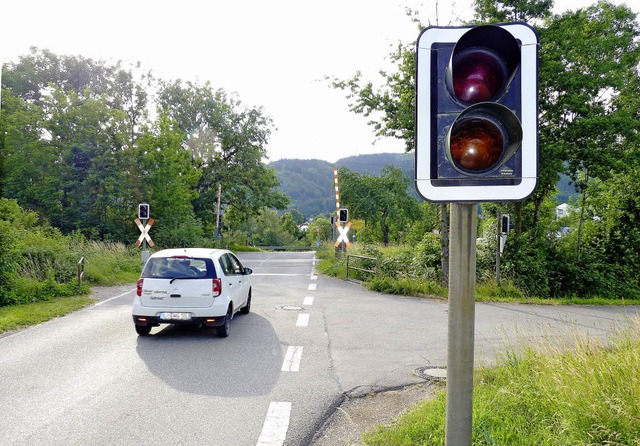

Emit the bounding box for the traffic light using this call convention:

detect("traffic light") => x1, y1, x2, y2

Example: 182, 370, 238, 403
138, 203, 150, 219
501, 214, 510, 234
415, 23, 539, 202
338, 208, 348, 223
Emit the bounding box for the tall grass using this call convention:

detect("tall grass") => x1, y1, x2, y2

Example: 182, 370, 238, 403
363, 319, 640, 445
81, 240, 141, 285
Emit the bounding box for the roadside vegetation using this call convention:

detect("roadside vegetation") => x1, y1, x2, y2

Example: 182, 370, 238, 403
0, 198, 140, 307
326, 0, 640, 303
0, 198, 141, 333
0, 295, 95, 333
363, 321, 640, 445
2, 0, 640, 317
315, 241, 640, 305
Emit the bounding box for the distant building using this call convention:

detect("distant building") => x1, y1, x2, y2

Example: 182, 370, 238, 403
555, 203, 572, 219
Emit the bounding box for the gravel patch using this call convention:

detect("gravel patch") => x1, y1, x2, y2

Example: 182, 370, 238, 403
310, 383, 437, 446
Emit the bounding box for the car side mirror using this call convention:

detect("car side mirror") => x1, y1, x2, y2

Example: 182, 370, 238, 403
243, 267, 253, 275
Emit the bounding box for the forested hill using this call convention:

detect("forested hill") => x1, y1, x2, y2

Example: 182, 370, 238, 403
270, 152, 577, 218
270, 152, 414, 218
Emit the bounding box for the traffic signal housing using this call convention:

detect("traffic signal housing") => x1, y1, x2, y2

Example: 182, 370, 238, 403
415, 23, 538, 202
138, 203, 150, 220
338, 208, 349, 223
501, 214, 510, 234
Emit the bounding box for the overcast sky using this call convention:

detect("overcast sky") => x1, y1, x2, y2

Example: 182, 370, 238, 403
2, 0, 637, 163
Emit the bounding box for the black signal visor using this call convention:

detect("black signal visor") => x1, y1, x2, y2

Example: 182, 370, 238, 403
446, 25, 521, 106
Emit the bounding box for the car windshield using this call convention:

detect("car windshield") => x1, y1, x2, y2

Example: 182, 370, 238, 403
142, 257, 216, 279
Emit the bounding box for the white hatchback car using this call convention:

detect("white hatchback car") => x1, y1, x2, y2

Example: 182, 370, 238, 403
132, 248, 252, 337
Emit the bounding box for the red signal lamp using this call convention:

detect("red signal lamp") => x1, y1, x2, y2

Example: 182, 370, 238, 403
448, 103, 523, 175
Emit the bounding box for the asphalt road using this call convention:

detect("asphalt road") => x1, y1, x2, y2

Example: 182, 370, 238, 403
1, 251, 638, 445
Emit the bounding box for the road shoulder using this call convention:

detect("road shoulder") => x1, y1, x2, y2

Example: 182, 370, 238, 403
311, 382, 437, 445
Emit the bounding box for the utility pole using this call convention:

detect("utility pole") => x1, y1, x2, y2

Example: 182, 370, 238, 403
215, 183, 222, 242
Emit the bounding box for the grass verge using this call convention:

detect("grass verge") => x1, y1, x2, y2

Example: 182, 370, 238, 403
363, 321, 640, 445
0, 295, 96, 334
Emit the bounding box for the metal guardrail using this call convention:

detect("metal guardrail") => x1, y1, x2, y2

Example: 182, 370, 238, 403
77, 257, 85, 286
346, 255, 377, 281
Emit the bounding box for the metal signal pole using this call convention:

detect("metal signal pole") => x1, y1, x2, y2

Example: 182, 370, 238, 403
445, 203, 477, 446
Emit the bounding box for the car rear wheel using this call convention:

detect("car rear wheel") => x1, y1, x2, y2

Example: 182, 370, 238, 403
135, 325, 152, 336
240, 290, 252, 315
217, 306, 232, 338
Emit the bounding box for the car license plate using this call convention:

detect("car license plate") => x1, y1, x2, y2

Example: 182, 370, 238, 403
159, 312, 192, 321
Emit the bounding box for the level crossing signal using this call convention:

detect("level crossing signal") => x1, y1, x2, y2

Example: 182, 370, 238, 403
338, 208, 349, 223
138, 203, 150, 219
415, 23, 539, 202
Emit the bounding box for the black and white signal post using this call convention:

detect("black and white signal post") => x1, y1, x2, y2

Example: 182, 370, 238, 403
135, 203, 154, 268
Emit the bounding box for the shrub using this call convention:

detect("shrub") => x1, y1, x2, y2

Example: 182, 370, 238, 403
368, 276, 445, 297
0, 199, 80, 305
412, 233, 442, 280
378, 250, 413, 278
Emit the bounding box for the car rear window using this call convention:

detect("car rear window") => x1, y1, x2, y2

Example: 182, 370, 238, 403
142, 257, 217, 279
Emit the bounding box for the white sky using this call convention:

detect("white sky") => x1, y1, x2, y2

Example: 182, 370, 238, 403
1, 0, 637, 163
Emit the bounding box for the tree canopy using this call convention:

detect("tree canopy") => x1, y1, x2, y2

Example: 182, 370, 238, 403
1, 48, 288, 245
330, 0, 640, 298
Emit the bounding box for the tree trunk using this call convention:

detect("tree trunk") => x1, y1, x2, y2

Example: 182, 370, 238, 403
515, 202, 523, 235
440, 203, 450, 283
382, 210, 390, 246
577, 172, 589, 261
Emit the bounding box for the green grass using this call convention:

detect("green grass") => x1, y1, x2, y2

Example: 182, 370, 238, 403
0, 241, 140, 334
363, 321, 640, 445
0, 295, 96, 334
81, 241, 141, 285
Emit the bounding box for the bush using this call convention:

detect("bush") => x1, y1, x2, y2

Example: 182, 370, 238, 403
151, 213, 204, 248
378, 250, 413, 278
412, 233, 442, 281
0, 199, 140, 306
368, 276, 445, 297
501, 231, 552, 297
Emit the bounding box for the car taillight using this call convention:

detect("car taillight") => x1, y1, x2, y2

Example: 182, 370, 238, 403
212, 278, 222, 297
136, 278, 144, 296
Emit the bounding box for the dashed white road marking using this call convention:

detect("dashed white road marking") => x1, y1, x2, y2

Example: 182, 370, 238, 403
296, 314, 310, 327
310, 275, 318, 280
303, 296, 314, 306
281, 346, 303, 372
256, 401, 292, 446
307, 283, 316, 291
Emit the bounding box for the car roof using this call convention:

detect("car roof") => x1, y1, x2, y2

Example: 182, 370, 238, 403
148, 248, 229, 259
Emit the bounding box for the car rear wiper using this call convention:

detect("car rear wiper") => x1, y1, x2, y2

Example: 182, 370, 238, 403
169, 276, 199, 284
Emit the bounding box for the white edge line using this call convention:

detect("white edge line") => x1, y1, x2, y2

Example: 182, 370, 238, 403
93, 290, 134, 306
